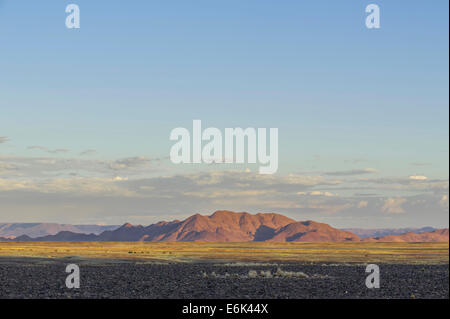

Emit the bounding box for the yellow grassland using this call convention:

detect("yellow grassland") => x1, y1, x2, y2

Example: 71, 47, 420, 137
0, 242, 448, 264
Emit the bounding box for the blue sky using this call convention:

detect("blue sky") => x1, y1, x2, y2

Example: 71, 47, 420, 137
0, 1, 448, 227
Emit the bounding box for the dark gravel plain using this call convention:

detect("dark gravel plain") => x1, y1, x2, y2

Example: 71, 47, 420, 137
0, 257, 447, 299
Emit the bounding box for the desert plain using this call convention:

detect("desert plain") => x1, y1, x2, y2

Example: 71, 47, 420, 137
0, 241, 448, 299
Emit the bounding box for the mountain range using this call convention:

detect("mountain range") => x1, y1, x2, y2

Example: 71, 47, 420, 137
0, 211, 448, 242
361, 228, 449, 242
342, 227, 437, 238
0, 223, 118, 239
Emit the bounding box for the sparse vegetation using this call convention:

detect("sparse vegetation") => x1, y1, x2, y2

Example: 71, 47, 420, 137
200, 268, 329, 279
0, 242, 447, 264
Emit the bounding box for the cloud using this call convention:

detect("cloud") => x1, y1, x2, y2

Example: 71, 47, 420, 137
113, 176, 128, 181
0, 151, 448, 226
0, 167, 448, 226
0, 162, 18, 177
324, 168, 378, 176
0, 155, 166, 180
80, 149, 96, 156
409, 175, 428, 180
184, 189, 276, 199
440, 195, 449, 209
357, 200, 368, 208
0, 176, 137, 197
109, 156, 152, 170
0, 169, 341, 206
357, 177, 448, 192
381, 197, 406, 214
0, 162, 17, 171
410, 162, 431, 166
0, 136, 9, 144
183, 171, 342, 188
124, 171, 350, 214
298, 191, 336, 197
28, 146, 69, 154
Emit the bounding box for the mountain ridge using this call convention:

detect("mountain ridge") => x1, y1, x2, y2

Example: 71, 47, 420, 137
342, 227, 438, 238
0, 223, 119, 238
1, 211, 448, 242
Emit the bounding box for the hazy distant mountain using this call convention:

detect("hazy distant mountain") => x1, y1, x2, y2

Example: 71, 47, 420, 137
362, 229, 449, 242
0, 223, 119, 239
4, 211, 448, 243
342, 227, 437, 238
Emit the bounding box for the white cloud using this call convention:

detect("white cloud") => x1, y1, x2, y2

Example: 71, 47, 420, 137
381, 197, 406, 214
409, 175, 428, 180
113, 176, 128, 181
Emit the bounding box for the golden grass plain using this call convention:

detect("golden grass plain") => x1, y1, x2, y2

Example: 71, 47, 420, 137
0, 242, 448, 264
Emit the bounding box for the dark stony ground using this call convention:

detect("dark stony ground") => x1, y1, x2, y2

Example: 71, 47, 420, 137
0, 257, 447, 299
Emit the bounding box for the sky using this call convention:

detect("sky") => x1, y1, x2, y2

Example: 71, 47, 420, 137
0, 0, 448, 228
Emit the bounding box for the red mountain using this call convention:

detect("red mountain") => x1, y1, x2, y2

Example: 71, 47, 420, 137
7, 211, 449, 242
151, 211, 296, 242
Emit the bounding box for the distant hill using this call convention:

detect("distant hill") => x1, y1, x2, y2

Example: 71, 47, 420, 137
0, 223, 119, 238
342, 227, 437, 238
362, 229, 450, 242
2, 211, 448, 243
